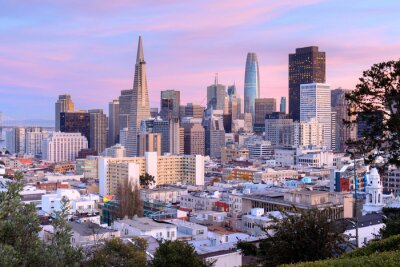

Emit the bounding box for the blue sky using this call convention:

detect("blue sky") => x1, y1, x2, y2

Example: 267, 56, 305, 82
0, 0, 399, 120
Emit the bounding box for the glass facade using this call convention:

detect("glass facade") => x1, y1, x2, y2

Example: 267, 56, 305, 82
244, 53, 260, 118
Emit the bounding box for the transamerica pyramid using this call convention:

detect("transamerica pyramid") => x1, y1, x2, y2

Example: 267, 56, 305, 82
126, 36, 151, 156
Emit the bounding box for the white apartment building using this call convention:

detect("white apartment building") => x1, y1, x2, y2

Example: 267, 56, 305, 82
293, 119, 323, 147
141, 187, 188, 203
42, 132, 88, 162
41, 189, 100, 223
25, 130, 49, 157
103, 143, 126, 158
180, 191, 220, 211
113, 216, 177, 241
300, 83, 332, 149
99, 152, 205, 196
247, 140, 273, 159
168, 219, 208, 240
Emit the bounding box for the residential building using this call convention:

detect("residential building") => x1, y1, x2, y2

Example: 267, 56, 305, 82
99, 152, 205, 196
25, 127, 49, 157
42, 132, 88, 162
6, 127, 26, 154
103, 143, 126, 158
113, 216, 177, 241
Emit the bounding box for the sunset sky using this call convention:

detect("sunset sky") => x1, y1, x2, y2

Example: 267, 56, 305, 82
1, 0, 399, 120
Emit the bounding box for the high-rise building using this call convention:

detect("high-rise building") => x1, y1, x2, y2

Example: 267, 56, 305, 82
42, 132, 88, 162
185, 103, 204, 119
182, 120, 205, 156
289, 47, 325, 121
265, 112, 293, 147
227, 84, 242, 121
244, 52, 260, 118
160, 90, 180, 120
0, 112, 3, 140
60, 111, 90, 145
300, 83, 332, 149
331, 88, 356, 151
108, 99, 120, 147
293, 119, 323, 147
169, 118, 184, 155
207, 76, 226, 111
118, 89, 133, 131
137, 133, 161, 156
126, 36, 151, 156
152, 119, 170, 155
25, 127, 49, 157
55, 95, 74, 131
150, 107, 159, 118
280, 97, 287, 113
254, 98, 277, 133
5, 127, 26, 154
119, 128, 128, 149
89, 109, 107, 154
203, 110, 225, 158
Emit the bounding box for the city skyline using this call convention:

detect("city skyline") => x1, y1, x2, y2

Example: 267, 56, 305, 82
1, 0, 400, 120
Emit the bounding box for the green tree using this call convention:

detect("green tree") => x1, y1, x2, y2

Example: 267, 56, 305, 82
140, 173, 155, 188
380, 207, 400, 239
45, 196, 83, 266
345, 60, 400, 166
85, 237, 148, 267
238, 208, 347, 267
151, 240, 215, 267
0, 172, 46, 266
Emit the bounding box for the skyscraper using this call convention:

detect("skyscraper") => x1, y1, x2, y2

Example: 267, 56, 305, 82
289, 47, 325, 121
55, 95, 74, 131
254, 98, 276, 133
160, 90, 180, 120
331, 88, 356, 151
119, 89, 133, 131
89, 109, 107, 154
265, 112, 294, 147
300, 83, 332, 149
126, 36, 151, 156
108, 99, 120, 147
280, 97, 287, 113
244, 52, 260, 118
207, 75, 226, 111
60, 111, 90, 145
185, 103, 204, 119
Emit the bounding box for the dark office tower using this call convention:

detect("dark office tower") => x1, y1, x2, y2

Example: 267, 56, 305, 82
55, 95, 74, 131
127, 36, 151, 156
89, 109, 107, 154
244, 53, 260, 118
227, 84, 236, 97
119, 89, 133, 131
60, 111, 90, 145
185, 103, 204, 119
153, 119, 170, 155
254, 98, 277, 134
150, 107, 159, 118
108, 99, 120, 147
289, 46, 325, 121
160, 90, 180, 120
280, 97, 287, 113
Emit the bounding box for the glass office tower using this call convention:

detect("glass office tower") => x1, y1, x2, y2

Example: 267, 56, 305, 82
244, 53, 260, 118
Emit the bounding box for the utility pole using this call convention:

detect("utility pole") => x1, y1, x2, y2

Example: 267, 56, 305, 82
353, 156, 359, 248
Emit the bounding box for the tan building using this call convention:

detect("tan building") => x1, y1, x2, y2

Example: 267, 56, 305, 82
137, 133, 161, 156
99, 152, 205, 196
221, 145, 249, 164
242, 190, 353, 220
253, 168, 298, 184
182, 122, 205, 156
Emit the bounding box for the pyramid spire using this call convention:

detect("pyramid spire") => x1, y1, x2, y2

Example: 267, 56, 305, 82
136, 35, 144, 63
